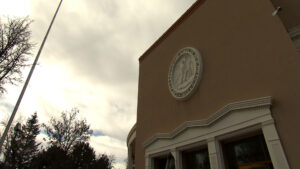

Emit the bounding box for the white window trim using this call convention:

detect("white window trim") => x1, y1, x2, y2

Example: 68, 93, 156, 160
289, 26, 300, 38
144, 96, 290, 169
289, 25, 300, 52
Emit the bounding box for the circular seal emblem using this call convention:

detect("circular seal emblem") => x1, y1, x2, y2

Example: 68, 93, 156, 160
168, 47, 203, 100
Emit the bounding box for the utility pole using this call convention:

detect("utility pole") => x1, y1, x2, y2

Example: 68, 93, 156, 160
0, 0, 63, 153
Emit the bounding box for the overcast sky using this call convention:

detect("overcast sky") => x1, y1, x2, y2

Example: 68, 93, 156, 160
0, 0, 196, 168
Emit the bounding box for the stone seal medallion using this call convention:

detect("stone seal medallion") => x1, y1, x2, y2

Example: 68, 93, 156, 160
168, 47, 203, 100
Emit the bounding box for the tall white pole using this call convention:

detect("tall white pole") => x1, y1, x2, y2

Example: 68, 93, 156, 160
0, 0, 63, 153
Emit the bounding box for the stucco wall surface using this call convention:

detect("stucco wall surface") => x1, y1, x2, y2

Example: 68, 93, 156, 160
135, 0, 300, 168
270, 0, 300, 29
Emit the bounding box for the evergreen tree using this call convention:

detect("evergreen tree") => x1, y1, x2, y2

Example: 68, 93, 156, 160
22, 113, 40, 168
1, 111, 114, 169
33, 141, 114, 169
93, 154, 114, 169
3, 123, 24, 169
70, 142, 96, 169
33, 145, 73, 169
3, 113, 40, 169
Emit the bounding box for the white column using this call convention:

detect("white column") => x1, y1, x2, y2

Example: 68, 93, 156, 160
127, 146, 132, 169
207, 137, 223, 169
145, 155, 152, 169
262, 120, 290, 169
171, 149, 181, 169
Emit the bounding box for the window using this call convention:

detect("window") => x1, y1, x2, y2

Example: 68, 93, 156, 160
153, 154, 175, 169
222, 134, 273, 169
182, 148, 210, 169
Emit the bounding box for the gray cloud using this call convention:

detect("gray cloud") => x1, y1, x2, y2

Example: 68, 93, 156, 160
31, 0, 196, 88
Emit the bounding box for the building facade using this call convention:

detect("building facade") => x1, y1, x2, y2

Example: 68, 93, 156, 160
127, 0, 300, 169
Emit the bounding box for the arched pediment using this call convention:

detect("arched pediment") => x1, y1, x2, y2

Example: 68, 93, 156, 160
143, 96, 290, 169
144, 96, 272, 149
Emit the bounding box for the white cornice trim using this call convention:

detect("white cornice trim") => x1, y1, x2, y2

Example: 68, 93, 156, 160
127, 123, 136, 146
289, 26, 300, 38
143, 96, 272, 148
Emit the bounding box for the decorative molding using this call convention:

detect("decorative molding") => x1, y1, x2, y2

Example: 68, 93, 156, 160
168, 47, 203, 100
144, 96, 290, 169
289, 26, 300, 38
127, 123, 136, 146
262, 122, 290, 169
207, 138, 222, 169
143, 96, 272, 148
289, 26, 300, 52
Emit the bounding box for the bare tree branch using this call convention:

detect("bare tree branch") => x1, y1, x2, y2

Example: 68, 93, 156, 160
42, 108, 93, 153
0, 17, 34, 94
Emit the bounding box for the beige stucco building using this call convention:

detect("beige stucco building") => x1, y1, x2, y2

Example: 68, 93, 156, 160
127, 0, 300, 169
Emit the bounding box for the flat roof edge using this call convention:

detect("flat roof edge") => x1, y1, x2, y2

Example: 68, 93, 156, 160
138, 0, 206, 62
127, 123, 136, 145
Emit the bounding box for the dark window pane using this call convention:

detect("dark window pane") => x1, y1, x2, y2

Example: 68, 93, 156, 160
154, 154, 175, 169
233, 137, 266, 164
183, 148, 210, 169
223, 135, 273, 169
154, 157, 167, 169
165, 155, 175, 169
